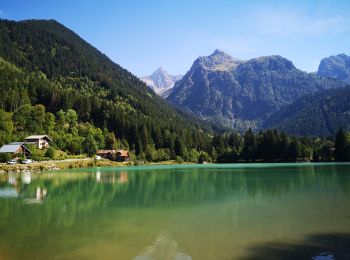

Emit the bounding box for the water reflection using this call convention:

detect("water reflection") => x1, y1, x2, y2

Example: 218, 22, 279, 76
23, 187, 48, 204
0, 163, 349, 260
22, 172, 32, 184
134, 233, 192, 260
240, 233, 350, 260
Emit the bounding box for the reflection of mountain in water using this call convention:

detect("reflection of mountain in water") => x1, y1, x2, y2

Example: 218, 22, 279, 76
134, 233, 191, 260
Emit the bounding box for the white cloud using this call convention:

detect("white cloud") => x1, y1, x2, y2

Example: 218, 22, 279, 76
212, 36, 260, 57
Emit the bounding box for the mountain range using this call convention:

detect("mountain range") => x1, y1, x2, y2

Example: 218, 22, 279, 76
0, 18, 349, 138
166, 50, 347, 134
141, 67, 182, 97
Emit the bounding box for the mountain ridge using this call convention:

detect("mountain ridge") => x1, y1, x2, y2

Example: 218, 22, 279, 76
318, 53, 350, 84
0, 18, 214, 158
167, 50, 346, 132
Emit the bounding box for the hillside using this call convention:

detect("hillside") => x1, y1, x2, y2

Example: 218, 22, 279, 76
0, 19, 213, 158
167, 50, 346, 131
263, 86, 350, 136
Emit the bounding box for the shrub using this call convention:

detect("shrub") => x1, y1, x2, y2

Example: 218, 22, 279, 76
44, 147, 56, 159
0, 153, 11, 163
175, 156, 184, 164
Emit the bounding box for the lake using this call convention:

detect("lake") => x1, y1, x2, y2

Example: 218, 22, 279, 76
0, 163, 350, 260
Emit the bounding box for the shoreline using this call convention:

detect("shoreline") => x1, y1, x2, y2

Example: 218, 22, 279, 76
1, 159, 347, 174
0, 158, 192, 173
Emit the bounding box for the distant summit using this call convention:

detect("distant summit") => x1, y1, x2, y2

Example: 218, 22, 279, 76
193, 49, 245, 71
141, 67, 182, 97
318, 53, 350, 84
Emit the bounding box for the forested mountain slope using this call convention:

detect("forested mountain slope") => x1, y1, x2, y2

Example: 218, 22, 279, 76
263, 86, 350, 136
0, 19, 213, 157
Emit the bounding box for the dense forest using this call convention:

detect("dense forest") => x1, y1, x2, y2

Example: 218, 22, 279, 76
1, 102, 349, 163
0, 19, 349, 163
0, 19, 213, 158
263, 86, 350, 136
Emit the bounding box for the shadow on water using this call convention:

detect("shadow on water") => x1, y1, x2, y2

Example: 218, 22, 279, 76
239, 233, 350, 260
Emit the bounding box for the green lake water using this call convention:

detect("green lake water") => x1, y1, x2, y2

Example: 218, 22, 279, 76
1, 163, 350, 260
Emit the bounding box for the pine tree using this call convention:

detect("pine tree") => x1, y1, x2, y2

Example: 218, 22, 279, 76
335, 128, 350, 161
242, 128, 256, 161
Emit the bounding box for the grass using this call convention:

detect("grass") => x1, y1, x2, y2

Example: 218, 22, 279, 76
0, 158, 193, 173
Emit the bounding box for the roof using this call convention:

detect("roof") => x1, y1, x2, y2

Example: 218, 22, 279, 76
97, 150, 116, 154
117, 150, 129, 157
0, 144, 31, 154
25, 135, 52, 141
10, 142, 24, 145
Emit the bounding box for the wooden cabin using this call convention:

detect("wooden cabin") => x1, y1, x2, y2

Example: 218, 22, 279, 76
24, 135, 52, 149
0, 143, 31, 158
116, 150, 129, 162
96, 149, 129, 161
96, 150, 116, 160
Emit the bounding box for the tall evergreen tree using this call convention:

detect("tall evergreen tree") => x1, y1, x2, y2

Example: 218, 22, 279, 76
335, 128, 350, 161
242, 128, 256, 161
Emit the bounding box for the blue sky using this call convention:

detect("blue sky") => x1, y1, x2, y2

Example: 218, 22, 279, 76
1, 0, 349, 76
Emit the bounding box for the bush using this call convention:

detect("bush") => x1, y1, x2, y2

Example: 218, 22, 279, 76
175, 156, 184, 164
44, 147, 56, 159
0, 153, 11, 163
198, 152, 210, 164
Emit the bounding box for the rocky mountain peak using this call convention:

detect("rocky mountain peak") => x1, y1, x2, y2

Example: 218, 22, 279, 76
141, 68, 182, 97
318, 53, 350, 84
194, 49, 244, 72
241, 55, 296, 72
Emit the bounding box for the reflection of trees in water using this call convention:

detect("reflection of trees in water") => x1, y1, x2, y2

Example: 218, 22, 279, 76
0, 164, 349, 257
134, 233, 192, 260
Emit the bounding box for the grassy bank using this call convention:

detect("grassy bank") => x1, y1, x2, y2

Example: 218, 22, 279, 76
0, 158, 126, 173
0, 159, 193, 173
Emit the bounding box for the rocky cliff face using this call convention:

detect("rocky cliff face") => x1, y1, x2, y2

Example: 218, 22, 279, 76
167, 50, 345, 130
318, 53, 350, 84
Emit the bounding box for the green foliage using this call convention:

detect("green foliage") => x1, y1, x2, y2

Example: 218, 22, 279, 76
175, 156, 184, 164
0, 109, 13, 146
198, 152, 210, 164
83, 135, 98, 157
215, 128, 339, 163
264, 86, 350, 136
335, 128, 350, 162
44, 147, 55, 159
0, 153, 11, 162
0, 19, 213, 160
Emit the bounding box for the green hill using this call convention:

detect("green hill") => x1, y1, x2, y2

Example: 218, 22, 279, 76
0, 19, 212, 158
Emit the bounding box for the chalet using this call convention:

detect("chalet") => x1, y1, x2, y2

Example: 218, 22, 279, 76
116, 150, 129, 162
96, 150, 116, 160
24, 135, 52, 149
0, 143, 31, 157
96, 149, 129, 161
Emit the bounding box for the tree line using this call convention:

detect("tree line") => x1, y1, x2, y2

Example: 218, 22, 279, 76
211, 128, 350, 163
1, 103, 350, 163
